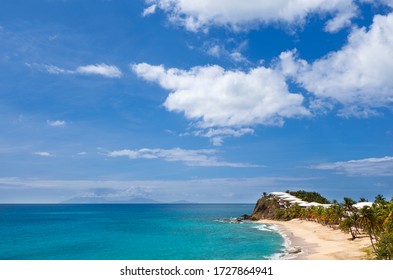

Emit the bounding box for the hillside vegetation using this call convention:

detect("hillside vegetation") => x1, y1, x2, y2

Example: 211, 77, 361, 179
288, 190, 330, 204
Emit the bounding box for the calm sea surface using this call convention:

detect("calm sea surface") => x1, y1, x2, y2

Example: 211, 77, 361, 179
0, 204, 285, 260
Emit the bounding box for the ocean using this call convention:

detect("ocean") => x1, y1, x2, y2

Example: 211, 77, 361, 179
0, 204, 286, 260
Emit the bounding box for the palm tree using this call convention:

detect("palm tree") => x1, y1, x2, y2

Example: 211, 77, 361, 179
328, 204, 343, 227
341, 197, 359, 239
358, 206, 377, 252
375, 194, 387, 206
340, 217, 357, 240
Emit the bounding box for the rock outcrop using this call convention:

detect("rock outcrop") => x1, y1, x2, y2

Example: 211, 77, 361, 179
249, 195, 283, 220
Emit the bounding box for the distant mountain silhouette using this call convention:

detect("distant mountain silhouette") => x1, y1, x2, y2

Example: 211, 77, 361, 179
61, 196, 159, 204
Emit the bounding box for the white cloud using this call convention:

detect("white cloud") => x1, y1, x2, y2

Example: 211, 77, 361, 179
45, 65, 68, 74
324, 6, 357, 33
48, 34, 59, 41
75, 64, 122, 78
280, 13, 393, 115
47, 120, 66, 127
312, 156, 393, 176
206, 44, 222, 57
33, 151, 54, 157
193, 128, 254, 146
145, 0, 357, 32
108, 147, 259, 167
360, 0, 393, 8
203, 40, 249, 63
132, 63, 310, 129
35, 63, 122, 78
143, 4, 157, 16
230, 51, 248, 62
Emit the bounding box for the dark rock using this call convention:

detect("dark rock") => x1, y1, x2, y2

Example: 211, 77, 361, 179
287, 247, 302, 254
237, 214, 251, 222
249, 195, 287, 220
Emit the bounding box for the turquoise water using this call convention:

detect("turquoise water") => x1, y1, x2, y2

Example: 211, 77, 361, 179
0, 204, 285, 260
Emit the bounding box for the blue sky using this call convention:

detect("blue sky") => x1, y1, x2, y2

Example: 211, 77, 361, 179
1, 0, 393, 203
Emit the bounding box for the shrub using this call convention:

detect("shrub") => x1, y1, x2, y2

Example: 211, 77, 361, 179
375, 232, 393, 260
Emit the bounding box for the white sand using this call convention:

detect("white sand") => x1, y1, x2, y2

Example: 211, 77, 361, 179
258, 219, 371, 260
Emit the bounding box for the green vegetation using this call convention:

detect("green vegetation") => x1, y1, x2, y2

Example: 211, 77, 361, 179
375, 232, 393, 260
251, 191, 393, 260
288, 190, 330, 204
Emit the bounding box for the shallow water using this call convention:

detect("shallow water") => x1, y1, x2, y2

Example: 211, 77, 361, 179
0, 204, 286, 260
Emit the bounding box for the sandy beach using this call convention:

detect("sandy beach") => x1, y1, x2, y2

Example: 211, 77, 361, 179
258, 219, 372, 260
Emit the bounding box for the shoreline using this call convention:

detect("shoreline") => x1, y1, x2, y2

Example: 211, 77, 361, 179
257, 219, 371, 260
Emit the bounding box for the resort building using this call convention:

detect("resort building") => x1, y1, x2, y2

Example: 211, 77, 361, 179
269, 192, 373, 209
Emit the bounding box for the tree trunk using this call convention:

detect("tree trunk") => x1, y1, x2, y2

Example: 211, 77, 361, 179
368, 230, 377, 253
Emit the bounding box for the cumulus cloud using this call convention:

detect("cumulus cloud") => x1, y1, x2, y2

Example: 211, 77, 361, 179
47, 120, 66, 127
33, 151, 54, 157
279, 13, 393, 115
132, 63, 310, 129
33, 63, 122, 78
108, 147, 259, 167
311, 156, 393, 176
144, 0, 357, 32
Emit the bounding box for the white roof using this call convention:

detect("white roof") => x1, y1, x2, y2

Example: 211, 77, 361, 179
269, 192, 332, 209
285, 197, 303, 202
353, 202, 373, 209
297, 202, 311, 207
269, 192, 286, 195
308, 202, 323, 206
271, 193, 292, 198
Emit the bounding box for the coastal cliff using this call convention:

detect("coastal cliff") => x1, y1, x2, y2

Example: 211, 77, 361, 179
249, 195, 283, 220
249, 191, 331, 221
